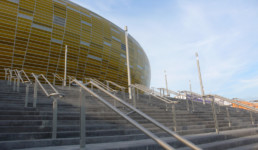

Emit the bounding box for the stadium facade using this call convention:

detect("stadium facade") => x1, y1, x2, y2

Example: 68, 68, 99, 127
0, 0, 151, 87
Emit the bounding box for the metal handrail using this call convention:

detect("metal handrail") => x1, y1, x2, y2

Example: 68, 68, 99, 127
167, 89, 180, 96
211, 94, 258, 113
31, 73, 60, 97
4, 68, 13, 79
52, 73, 64, 86
131, 84, 177, 104
71, 79, 201, 150
17, 70, 31, 83
181, 90, 202, 98
53, 73, 63, 81
106, 80, 125, 90
85, 78, 117, 93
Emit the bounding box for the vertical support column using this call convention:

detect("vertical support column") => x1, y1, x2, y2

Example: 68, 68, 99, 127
68, 77, 71, 89
7, 75, 11, 85
63, 45, 67, 87
136, 89, 139, 100
17, 77, 20, 92
189, 80, 194, 112
33, 81, 38, 108
113, 92, 117, 107
132, 87, 136, 108
125, 26, 132, 99
211, 97, 219, 134
25, 84, 29, 108
13, 78, 16, 91
107, 82, 109, 88
52, 97, 58, 139
53, 75, 56, 86
226, 107, 231, 127
122, 89, 125, 100
172, 103, 177, 131
218, 103, 221, 113
195, 52, 205, 105
250, 111, 254, 126
186, 98, 190, 112
80, 88, 86, 148
4, 69, 7, 80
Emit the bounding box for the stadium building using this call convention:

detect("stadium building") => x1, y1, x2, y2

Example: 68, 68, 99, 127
0, 0, 151, 87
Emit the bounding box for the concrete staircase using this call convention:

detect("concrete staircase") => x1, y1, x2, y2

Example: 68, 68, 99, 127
0, 80, 257, 150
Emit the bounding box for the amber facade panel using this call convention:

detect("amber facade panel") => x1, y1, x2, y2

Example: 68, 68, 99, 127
0, 0, 151, 87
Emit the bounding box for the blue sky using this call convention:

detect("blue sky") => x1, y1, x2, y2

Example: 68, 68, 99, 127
70, 0, 258, 100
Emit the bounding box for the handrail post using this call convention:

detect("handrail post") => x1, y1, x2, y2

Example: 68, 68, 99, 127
33, 80, 38, 108
226, 107, 231, 127
211, 96, 219, 134
114, 92, 117, 107
190, 94, 195, 112
107, 82, 109, 88
250, 111, 254, 126
186, 98, 189, 112
217, 103, 221, 113
172, 103, 177, 131
137, 88, 139, 100
13, 78, 16, 91
7, 75, 10, 85
53, 75, 56, 86
4, 69, 7, 80
25, 84, 29, 108
122, 89, 125, 100
132, 87, 136, 108
80, 88, 86, 148
68, 77, 71, 89
17, 77, 20, 92
52, 96, 58, 139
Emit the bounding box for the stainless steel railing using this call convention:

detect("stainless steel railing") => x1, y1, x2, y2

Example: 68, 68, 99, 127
106, 80, 126, 100
52, 73, 63, 86
167, 89, 180, 96
71, 79, 201, 150
212, 94, 258, 113
131, 84, 177, 104
85, 78, 117, 93
31, 73, 63, 139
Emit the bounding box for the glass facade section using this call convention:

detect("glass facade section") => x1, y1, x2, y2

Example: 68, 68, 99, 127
0, 0, 151, 87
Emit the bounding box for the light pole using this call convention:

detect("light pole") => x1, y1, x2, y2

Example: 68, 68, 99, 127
64, 45, 67, 87
195, 52, 205, 104
125, 26, 132, 99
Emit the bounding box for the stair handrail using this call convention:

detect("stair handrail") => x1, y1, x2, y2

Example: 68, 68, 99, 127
31, 73, 61, 97
53, 73, 63, 81
4, 68, 13, 79
106, 80, 125, 90
85, 78, 117, 93
16, 69, 31, 84
211, 94, 258, 113
131, 84, 177, 104
52, 73, 64, 86
167, 89, 180, 96
181, 90, 202, 98
71, 79, 201, 150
